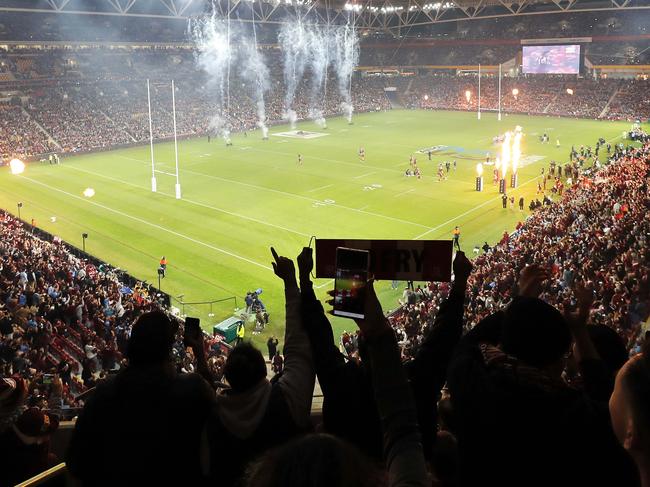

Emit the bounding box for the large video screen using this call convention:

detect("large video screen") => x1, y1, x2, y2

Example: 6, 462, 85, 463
522, 45, 581, 74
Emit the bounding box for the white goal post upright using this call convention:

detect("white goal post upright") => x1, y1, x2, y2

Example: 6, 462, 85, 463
477, 63, 481, 120
147, 79, 157, 192
172, 80, 181, 200
498, 63, 502, 121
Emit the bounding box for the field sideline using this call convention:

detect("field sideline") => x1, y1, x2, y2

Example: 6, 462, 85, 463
0, 110, 635, 344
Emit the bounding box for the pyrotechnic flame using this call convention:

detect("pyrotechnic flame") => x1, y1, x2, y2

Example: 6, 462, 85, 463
495, 156, 501, 171
512, 88, 519, 97
83, 188, 95, 198
9, 159, 25, 175
465, 90, 471, 102
476, 163, 483, 177
511, 132, 522, 175
501, 132, 511, 179
566, 88, 574, 95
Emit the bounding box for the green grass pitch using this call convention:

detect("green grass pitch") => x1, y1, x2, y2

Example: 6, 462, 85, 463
0, 110, 635, 346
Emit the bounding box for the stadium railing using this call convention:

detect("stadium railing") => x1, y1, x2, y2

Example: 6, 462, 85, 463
172, 296, 239, 319
15, 463, 67, 487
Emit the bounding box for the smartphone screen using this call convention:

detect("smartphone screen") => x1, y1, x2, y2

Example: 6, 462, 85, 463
333, 247, 370, 319
184, 317, 201, 345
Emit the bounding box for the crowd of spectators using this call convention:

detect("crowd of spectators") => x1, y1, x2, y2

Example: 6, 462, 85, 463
405, 74, 646, 119
2, 42, 650, 161
0, 211, 229, 417
387, 141, 649, 368
0, 104, 52, 163
27, 90, 133, 152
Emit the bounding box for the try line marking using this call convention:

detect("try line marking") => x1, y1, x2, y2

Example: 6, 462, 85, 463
19, 175, 273, 272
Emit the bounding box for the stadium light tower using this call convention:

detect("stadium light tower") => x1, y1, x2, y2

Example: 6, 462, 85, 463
172, 80, 181, 200
147, 79, 157, 193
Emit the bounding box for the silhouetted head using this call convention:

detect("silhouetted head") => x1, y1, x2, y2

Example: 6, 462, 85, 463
587, 324, 629, 373
501, 297, 571, 372
245, 433, 383, 487
610, 340, 650, 465
126, 311, 177, 366
224, 342, 267, 392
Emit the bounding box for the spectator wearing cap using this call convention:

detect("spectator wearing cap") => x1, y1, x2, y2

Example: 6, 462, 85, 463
0, 407, 59, 486
66, 311, 217, 486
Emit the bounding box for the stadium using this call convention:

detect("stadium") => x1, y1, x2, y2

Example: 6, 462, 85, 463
0, 0, 649, 485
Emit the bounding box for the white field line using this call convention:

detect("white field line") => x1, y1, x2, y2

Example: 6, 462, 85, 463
314, 279, 334, 289
305, 183, 334, 193
59, 165, 311, 238
115, 155, 429, 230
353, 171, 377, 179
394, 188, 415, 198
20, 175, 272, 271
413, 173, 540, 240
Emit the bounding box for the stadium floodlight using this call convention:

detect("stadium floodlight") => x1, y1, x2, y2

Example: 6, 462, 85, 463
9, 158, 25, 175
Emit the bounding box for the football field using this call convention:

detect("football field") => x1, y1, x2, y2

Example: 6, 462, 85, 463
0, 110, 634, 343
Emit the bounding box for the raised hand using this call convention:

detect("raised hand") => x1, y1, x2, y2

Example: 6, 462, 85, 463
452, 250, 473, 284
297, 247, 313, 281
271, 247, 296, 284
564, 279, 595, 331
518, 265, 549, 298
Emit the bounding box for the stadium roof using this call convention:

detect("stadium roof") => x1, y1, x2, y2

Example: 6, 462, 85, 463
0, 0, 648, 34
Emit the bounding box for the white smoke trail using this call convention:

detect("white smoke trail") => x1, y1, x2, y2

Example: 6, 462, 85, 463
332, 22, 359, 124
307, 26, 329, 128
191, 12, 234, 141
279, 21, 309, 129
240, 29, 270, 139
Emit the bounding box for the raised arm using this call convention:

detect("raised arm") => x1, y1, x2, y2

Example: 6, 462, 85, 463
297, 247, 348, 395
271, 247, 315, 429
564, 280, 611, 400
356, 281, 429, 487
406, 251, 472, 459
